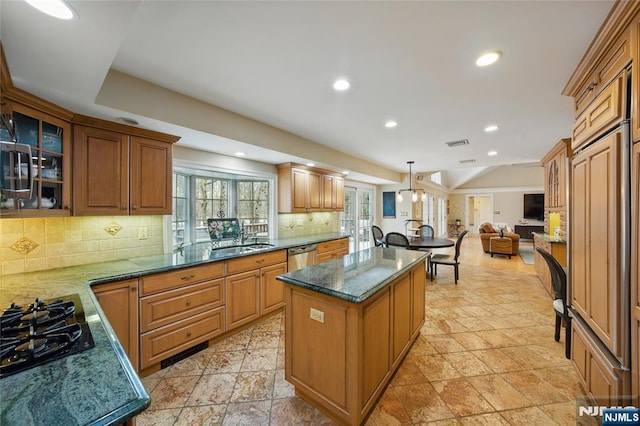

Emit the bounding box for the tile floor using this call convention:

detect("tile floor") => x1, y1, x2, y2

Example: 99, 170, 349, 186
137, 250, 594, 425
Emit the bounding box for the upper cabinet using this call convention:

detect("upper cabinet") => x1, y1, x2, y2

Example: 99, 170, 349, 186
541, 138, 571, 210
1, 45, 74, 217
73, 116, 179, 216
277, 164, 345, 213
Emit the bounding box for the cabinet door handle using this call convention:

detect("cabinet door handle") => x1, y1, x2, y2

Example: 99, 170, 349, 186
132, 205, 138, 210
256, 259, 265, 264
181, 274, 195, 280
185, 300, 191, 306
186, 331, 192, 338
121, 206, 127, 210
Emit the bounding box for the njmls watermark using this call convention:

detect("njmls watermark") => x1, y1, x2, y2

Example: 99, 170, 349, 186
578, 403, 640, 425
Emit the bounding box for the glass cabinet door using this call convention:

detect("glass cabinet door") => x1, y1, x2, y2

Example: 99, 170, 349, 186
0, 102, 70, 216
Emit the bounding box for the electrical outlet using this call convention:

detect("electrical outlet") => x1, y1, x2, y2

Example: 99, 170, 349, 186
310, 307, 324, 323
138, 227, 148, 240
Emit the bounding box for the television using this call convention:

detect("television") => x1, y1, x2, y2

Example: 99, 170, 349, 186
523, 193, 544, 221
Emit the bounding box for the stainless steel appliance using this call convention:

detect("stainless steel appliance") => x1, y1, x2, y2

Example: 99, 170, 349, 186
0, 294, 95, 378
287, 244, 317, 271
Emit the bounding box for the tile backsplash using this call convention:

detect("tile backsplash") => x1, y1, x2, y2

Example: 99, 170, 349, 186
277, 212, 340, 238
1, 216, 164, 275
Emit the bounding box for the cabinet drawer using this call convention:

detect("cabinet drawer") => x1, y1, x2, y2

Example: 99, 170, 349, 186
140, 262, 224, 295
140, 307, 225, 369
572, 73, 625, 152
317, 238, 349, 254
140, 279, 224, 332
226, 250, 286, 275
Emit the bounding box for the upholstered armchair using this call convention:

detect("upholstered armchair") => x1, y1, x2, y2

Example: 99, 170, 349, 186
478, 222, 520, 255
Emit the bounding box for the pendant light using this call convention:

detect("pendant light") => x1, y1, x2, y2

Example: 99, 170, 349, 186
396, 161, 427, 203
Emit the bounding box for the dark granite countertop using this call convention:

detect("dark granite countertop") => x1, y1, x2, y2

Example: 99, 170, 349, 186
0, 232, 347, 425
276, 247, 429, 303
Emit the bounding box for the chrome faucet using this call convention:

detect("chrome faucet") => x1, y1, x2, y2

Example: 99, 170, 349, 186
240, 226, 257, 244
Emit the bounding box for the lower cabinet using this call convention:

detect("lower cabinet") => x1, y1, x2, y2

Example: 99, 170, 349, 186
225, 250, 288, 330
138, 262, 226, 370
316, 238, 349, 263
572, 318, 628, 405
533, 234, 567, 297
93, 279, 139, 371
284, 260, 425, 425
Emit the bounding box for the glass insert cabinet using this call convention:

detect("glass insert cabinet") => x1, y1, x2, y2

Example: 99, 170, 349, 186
0, 101, 71, 216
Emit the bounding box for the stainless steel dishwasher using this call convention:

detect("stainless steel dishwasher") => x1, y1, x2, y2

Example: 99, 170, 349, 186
287, 244, 317, 271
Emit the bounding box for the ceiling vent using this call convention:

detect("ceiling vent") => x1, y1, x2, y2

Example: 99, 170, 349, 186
459, 159, 476, 164
445, 139, 469, 147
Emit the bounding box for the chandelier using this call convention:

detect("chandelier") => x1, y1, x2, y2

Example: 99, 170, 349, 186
397, 161, 426, 203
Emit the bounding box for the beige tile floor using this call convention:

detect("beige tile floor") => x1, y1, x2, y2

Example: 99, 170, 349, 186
137, 237, 594, 425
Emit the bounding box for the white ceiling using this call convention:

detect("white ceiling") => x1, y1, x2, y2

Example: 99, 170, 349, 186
0, 0, 613, 186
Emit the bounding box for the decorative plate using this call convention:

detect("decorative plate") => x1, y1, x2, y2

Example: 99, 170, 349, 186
207, 218, 240, 241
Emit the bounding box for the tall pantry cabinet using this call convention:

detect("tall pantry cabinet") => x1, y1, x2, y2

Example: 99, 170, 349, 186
563, 0, 640, 406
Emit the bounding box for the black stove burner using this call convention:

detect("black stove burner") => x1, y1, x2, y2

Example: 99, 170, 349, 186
0, 294, 95, 378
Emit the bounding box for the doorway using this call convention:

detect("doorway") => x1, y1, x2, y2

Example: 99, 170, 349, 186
340, 186, 374, 252
465, 194, 493, 234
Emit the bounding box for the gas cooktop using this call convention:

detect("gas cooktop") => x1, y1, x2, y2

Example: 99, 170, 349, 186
0, 293, 95, 379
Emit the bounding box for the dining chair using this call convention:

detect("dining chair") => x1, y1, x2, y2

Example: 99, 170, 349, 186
417, 224, 434, 238
385, 232, 410, 249
536, 247, 571, 359
429, 230, 468, 284
371, 225, 385, 247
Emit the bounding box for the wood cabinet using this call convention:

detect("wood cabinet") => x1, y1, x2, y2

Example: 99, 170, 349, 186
0, 100, 73, 217
573, 27, 631, 117
72, 115, 179, 216
284, 260, 425, 425
139, 262, 225, 370
321, 174, 344, 211
316, 237, 349, 263
570, 130, 622, 359
542, 138, 571, 210
630, 11, 640, 142
572, 318, 627, 405
631, 141, 640, 405
225, 249, 287, 330
277, 164, 345, 213
93, 279, 139, 371
533, 234, 567, 298
572, 71, 626, 152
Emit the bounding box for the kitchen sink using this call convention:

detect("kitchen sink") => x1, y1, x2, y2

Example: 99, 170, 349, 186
242, 243, 274, 251
209, 243, 274, 257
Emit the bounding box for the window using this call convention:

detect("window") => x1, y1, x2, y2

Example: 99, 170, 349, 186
431, 172, 442, 185
340, 186, 373, 252
172, 170, 270, 247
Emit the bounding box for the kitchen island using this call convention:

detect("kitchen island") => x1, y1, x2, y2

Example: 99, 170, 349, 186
277, 247, 428, 425
0, 233, 346, 426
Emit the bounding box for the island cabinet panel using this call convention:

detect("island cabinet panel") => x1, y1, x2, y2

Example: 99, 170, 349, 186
361, 290, 391, 407
392, 273, 412, 364
93, 279, 139, 371
284, 260, 426, 425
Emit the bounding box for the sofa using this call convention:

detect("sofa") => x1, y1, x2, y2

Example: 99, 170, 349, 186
478, 222, 520, 256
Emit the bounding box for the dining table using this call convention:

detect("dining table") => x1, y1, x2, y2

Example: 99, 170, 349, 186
408, 236, 455, 250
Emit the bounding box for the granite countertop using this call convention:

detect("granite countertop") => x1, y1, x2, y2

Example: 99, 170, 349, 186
532, 232, 566, 244
0, 232, 346, 425
277, 246, 429, 303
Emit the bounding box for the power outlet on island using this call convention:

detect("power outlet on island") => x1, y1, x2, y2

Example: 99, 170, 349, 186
310, 307, 325, 323
138, 227, 148, 240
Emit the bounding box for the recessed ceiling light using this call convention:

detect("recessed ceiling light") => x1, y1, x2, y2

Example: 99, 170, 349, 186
306, 162, 315, 167
24, 0, 77, 20
333, 79, 350, 91
476, 51, 502, 67
488, 151, 498, 156
385, 121, 398, 128
234, 152, 246, 157
115, 117, 139, 126
342, 171, 349, 175
484, 125, 499, 132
